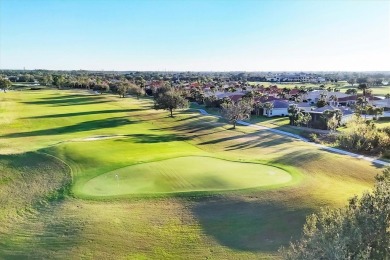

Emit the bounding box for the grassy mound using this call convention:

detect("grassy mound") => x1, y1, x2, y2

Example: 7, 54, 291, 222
81, 156, 292, 196
0, 152, 71, 234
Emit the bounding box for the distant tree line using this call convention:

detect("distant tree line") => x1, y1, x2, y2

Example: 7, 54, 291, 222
1, 70, 389, 86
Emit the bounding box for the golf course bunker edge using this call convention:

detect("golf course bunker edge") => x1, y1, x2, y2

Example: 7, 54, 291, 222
81, 156, 292, 196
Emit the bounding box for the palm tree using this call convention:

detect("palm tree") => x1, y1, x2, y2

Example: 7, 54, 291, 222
355, 97, 368, 117
357, 83, 370, 116
357, 83, 370, 101
288, 104, 299, 125
296, 109, 311, 127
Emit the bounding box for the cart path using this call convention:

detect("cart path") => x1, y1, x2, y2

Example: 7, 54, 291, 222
195, 109, 389, 167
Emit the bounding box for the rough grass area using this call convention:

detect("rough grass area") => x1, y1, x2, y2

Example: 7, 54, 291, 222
0, 152, 71, 234
0, 89, 383, 259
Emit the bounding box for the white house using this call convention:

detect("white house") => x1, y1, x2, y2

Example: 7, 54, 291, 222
263, 100, 289, 117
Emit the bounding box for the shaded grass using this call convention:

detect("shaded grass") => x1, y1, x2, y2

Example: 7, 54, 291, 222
192, 196, 311, 252
2, 117, 136, 138
21, 108, 143, 119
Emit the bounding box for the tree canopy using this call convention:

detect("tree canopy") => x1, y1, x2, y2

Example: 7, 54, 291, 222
281, 168, 390, 259
153, 87, 188, 117
0, 77, 12, 92
220, 100, 252, 129
128, 84, 145, 99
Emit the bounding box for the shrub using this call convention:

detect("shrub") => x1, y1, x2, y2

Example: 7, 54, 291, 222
337, 116, 390, 153
308, 133, 318, 142
280, 169, 390, 259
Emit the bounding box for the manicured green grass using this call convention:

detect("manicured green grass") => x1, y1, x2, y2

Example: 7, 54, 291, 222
81, 156, 292, 196
0, 89, 383, 259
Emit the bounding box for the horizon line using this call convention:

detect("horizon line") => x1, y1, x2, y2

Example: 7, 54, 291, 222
1, 68, 390, 73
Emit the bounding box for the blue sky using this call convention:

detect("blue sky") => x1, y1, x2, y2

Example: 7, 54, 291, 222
1, 0, 389, 71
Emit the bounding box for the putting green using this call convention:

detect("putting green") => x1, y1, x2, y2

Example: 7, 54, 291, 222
81, 156, 292, 196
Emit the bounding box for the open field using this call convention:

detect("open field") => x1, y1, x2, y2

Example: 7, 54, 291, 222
0, 89, 383, 259
338, 84, 390, 96
248, 81, 390, 96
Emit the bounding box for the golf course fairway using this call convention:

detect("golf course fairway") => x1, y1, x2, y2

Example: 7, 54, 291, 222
81, 156, 292, 196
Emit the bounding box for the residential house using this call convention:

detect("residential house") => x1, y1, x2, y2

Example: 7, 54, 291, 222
308, 105, 355, 128
263, 100, 289, 117
296, 102, 313, 112
306, 91, 349, 105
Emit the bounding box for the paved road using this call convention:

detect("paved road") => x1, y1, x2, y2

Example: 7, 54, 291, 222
195, 109, 390, 167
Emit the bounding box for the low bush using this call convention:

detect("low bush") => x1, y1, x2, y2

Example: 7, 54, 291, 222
337, 116, 390, 154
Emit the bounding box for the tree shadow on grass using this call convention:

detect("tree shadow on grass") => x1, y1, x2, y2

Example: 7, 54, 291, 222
21, 108, 144, 119
197, 131, 284, 147
39, 94, 90, 100
175, 114, 203, 122
21, 96, 110, 107
154, 118, 224, 135
115, 133, 190, 143
224, 134, 294, 151
2, 117, 135, 138
191, 196, 311, 252
269, 150, 323, 167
